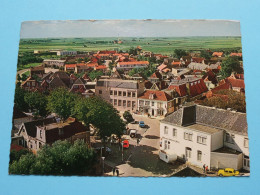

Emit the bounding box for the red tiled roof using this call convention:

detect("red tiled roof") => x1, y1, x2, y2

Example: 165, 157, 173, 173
138, 90, 173, 101
86, 63, 98, 67
188, 79, 208, 97
157, 64, 167, 71
150, 71, 162, 79
168, 84, 187, 97
172, 61, 181, 65
162, 68, 171, 73
192, 57, 205, 63
212, 52, 223, 57
230, 53, 242, 57
225, 78, 245, 89
118, 61, 149, 65
65, 64, 76, 68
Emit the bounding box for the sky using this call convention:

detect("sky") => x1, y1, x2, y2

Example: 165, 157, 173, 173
20, 20, 241, 38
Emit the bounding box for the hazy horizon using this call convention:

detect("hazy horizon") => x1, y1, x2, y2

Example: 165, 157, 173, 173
21, 20, 241, 38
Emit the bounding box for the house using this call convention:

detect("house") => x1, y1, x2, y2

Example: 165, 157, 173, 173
75, 63, 98, 73
157, 63, 168, 72
30, 65, 45, 77
64, 64, 76, 72
148, 71, 163, 83
202, 70, 218, 90
191, 57, 205, 64
160, 105, 249, 171
43, 60, 66, 68
188, 62, 209, 71
21, 77, 40, 92
169, 77, 208, 100
12, 106, 33, 136
95, 79, 145, 112
116, 61, 149, 71
212, 52, 224, 57
14, 117, 90, 153
137, 90, 179, 117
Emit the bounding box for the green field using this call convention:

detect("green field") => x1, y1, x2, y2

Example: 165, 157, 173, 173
17, 63, 42, 71
19, 37, 242, 55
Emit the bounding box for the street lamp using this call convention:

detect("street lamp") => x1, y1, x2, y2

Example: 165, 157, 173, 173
121, 142, 124, 162
101, 157, 105, 175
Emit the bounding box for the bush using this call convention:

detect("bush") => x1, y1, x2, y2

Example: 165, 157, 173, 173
123, 111, 134, 123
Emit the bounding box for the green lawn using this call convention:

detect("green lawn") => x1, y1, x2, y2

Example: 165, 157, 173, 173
18, 37, 242, 55
17, 63, 42, 71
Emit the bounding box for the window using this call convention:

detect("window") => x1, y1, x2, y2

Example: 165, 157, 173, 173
132, 92, 136, 97
99, 90, 102, 94
59, 129, 64, 136
152, 102, 154, 106
118, 100, 122, 106
127, 101, 131, 107
110, 99, 113, 104
244, 157, 250, 168
114, 91, 117, 96
123, 100, 126, 107
132, 101, 136, 108
127, 92, 131, 97
114, 99, 117, 106
123, 92, 126, 97
145, 101, 150, 106
197, 136, 207, 145
139, 100, 144, 106
39, 142, 42, 149
172, 128, 177, 137
197, 151, 202, 161
184, 132, 193, 141
164, 126, 168, 135
40, 130, 42, 139
164, 140, 170, 150
118, 91, 122, 96
110, 90, 113, 95
244, 138, 249, 148
185, 147, 192, 158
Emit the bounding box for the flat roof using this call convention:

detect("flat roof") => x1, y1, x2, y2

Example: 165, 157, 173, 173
186, 123, 221, 134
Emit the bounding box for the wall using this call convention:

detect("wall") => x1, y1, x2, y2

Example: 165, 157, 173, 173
160, 122, 212, 168
211, 152, 243, 170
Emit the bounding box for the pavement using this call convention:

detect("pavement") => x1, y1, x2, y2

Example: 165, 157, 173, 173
104, 114, 184, 177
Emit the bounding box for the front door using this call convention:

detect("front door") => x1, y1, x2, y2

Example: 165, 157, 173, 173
152, 109, 154, 116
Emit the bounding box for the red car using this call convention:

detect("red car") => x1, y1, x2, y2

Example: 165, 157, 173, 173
122, 140, 129, 149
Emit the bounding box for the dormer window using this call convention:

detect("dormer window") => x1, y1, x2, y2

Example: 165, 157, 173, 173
149, 93, 155, 99
59, 129, 64, 136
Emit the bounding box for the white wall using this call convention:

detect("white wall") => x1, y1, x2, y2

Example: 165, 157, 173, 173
160, 122, 213, 168
211, 130, 224, 151
224, 132, 249, 156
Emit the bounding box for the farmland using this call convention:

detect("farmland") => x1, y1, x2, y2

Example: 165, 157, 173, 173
19, 36, 242, 55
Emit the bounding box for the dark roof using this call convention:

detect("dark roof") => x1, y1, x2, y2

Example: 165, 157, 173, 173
96, 79, 139, 89
13, 106, 28, 119
44, 118, 87, 143
22, 117, 56, 138
171, 166, 203, 177
161, 105, 248, 135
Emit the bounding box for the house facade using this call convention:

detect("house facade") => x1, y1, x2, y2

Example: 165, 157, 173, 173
95, 79, 145, 112
14, 117, 90, 153
116, 61, 149, 71
159, 105, 249, 171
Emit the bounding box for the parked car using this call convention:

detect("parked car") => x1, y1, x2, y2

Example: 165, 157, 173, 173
139, 121, 145, 128
122, 140, 129, 149
129, 129, 137, 138
217, 168, 240, 176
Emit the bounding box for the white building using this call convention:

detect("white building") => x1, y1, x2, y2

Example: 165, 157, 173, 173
160, 105, 249, 172
57, 51, 77, 56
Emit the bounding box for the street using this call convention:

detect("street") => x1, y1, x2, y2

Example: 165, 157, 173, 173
104, 114, 184, 177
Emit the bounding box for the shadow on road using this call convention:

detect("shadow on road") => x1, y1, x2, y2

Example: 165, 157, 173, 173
144, 135, 160, 139
128, 145, 183, 175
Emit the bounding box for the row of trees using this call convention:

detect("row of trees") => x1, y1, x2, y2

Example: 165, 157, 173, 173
18, 52, 43, 67
9, 140, 96, 175
14, 87, 126, 141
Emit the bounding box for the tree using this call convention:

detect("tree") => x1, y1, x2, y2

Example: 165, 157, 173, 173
219, 57, 243, 79
14, 87, 29, 111
123, 111, 134, 123
47, 88, 79, 120
85, 97, 126, 141
9, 140, 97, 175
88, 70, 103, 80
9, 149, 31, 164
174, 49, 187, 59
200, 50, 212, 60
24, 91, 49, 117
